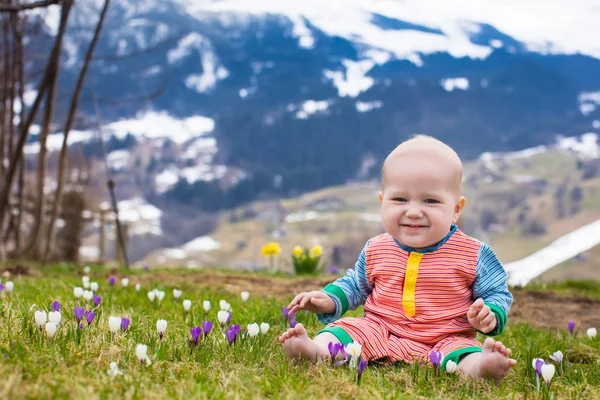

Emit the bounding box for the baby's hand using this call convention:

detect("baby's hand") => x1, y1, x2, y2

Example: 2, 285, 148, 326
467, 298, 497, 333
287, 291, 335, 316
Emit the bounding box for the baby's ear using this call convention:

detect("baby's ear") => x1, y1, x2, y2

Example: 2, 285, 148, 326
452, 196, 466, 223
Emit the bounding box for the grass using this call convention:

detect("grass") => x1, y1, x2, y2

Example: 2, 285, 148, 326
1, 266, 600, 399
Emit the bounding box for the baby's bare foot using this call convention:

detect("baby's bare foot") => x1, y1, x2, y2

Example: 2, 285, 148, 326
478, 338, 517, 384
279, 323, 327, 362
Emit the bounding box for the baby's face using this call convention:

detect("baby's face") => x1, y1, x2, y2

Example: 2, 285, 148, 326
379, 155, 464, 249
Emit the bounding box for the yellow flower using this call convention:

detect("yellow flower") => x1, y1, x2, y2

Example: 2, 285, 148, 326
310, 244, 323, 257
261, 242, 281, 257
293, 246, 303, 257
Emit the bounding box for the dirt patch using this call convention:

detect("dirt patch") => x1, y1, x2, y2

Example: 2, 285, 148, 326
135, 272, 600, 331
1, 264, 35, 278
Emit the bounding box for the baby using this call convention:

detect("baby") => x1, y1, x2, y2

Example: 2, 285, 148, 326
278, 135, 516, 383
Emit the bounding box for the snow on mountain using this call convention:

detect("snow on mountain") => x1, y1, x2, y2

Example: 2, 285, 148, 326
184, 0, 600, 60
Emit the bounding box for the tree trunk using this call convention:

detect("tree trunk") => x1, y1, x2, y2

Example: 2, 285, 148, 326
44, 0, 111, 261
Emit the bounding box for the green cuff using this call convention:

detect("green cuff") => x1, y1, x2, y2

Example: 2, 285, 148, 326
441, 346, 482, 371
317, 326, 354, 345
475, 302, 507, 336
322, 284, 349, 316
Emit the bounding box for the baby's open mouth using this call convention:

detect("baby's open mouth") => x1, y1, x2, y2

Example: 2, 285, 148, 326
402, 224, 428, 228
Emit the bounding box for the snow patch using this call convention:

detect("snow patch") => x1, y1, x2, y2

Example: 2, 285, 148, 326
441, 77, 469, 91
155, 168, 180, 194
295, 100, 331, 119
324, 59, 375, 97
107, 150, 130, 171
557, 132, 599, 158
290, 16, 315, 49
183, 236, 221, 251
356, 100, 383, 112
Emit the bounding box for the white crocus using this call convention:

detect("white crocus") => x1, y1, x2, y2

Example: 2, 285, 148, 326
156, 290, 165, 303
90, 282, 99, 292
541, 363, 555, 386
446, 360, 458, 373
156, 319, 167, 339
219, 300, 231, 311
74, 287, 83, 299
260, 322, 270, 335
183, 299, 192, 312
107, 362, 123, 377
48, 311, 62, 326
247, 323, 260, 338
345, 342, 363, 368
108, 316, 121, 333
135, 283, 141, 292
217, 311, 229, 326
45, 322, 57, 339
5, 281, 12, 293
121, 278, 129, 287
203, 300, 211, 313
549, 350, 563, 364
136, 344, 150, 365
148, 291, 156, 302
83, 290, 93, 302
587, 327, 597, 338
82, 276, 90, 289
173, 289, 182, 300
241, 291, 250, 302
34, 310, 47, 330
83, 266, 91, 273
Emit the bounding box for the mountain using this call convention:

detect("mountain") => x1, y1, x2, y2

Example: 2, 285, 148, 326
22, 0, 600, 259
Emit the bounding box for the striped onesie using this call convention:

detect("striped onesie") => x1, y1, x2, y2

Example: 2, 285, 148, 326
317, 225, 512, 369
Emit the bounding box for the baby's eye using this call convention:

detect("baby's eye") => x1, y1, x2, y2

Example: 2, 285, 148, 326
424, 199, 440, 204
393, 198, 407, 202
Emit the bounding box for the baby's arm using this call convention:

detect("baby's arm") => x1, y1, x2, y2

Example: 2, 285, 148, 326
316, 241, 373, 324
470, 243, 513, 336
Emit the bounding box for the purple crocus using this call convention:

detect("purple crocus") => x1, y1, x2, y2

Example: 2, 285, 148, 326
535, 359, 544, 377
0, 284, 4, 292
328, 342, 346, 359
290, 319, 297, 328
51, 301, 61, 312
109, 276, 116, 286
85, 310, 96, 325
357, 359, 368, 384
202, 320, 213, 336
191, 326, 202, 346
74, 306, 85, 323
144, 264, 149, 271
121, 317, 130, 332
568, 321, 575, 335
330, 265, 339, 275
225, 327, 237, 345
93, 296, 102, 307
282, 307, 290, 319
226, 312, 232, 325
429, 350, 443, 368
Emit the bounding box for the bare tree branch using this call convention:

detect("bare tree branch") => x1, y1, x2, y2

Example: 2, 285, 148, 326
0, 0, 60, 12
44, 0, 110, 261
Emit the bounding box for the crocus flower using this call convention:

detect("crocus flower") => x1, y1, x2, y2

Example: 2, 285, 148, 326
226, 312, 232, 324
331, 265, 339, 275
568, 321, 575, 334
173, 289, 182, 300
45, 322, 57, 339
587, 327, 597, 338
290, 319, 297, 328
74, 307, 84, 323
83, 290, 93, 302
0, 284, 4, 292
135, 283, 141, 292
191, 326, 202, 346
346, 342, 363, 368
429, 350, 443, 368
328, 342, 344, 359
109, 276, 116, 286
34, 310, 47, 331
74, 287, 83, 299
148, 291, 156, 302
86, 311, 96, 326
82, 276, 90, 289
144, 264, 149, 271
121, 278, 129, 287
549, 350, 563, 364
48, 311, 61, 325
121, 318, 130, 332
446, 360, 458, 373
183, 299, 192, 313
260, 322, 270, 334
357, 359, 368, 384
51, 301, 61, 312
247, 323, 259, 338
83, 266, 91, 273
225, 327, 237, 345
93, 296, 102, 307
107, 362, 123, 377
156, 291, 165, 303
202, 320, 213, 336
281, 307, 290, 319
108, 316, 120, 332
156, 319, 167, 340
6, 281, 14, 293
203, 300, 211, 313
136, 344, 150, 365
90, 282, 99, 292
541, 363, 556, 387
241, 291, 250, 302
219, 300, 230, 312
533, 358, 544, 377
217, 311, 229, 327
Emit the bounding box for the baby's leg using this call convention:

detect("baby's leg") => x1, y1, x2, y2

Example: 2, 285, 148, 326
278, 323, 339, 362
458, 338, 516, 385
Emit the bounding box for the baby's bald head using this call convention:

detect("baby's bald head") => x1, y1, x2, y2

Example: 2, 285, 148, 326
381, 135, 463, 196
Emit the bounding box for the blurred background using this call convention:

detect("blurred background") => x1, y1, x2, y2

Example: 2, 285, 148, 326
1, 0, 600, 283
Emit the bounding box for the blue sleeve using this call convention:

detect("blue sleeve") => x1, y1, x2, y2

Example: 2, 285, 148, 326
473, 243, 513, 335
317, 241, 373, 324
